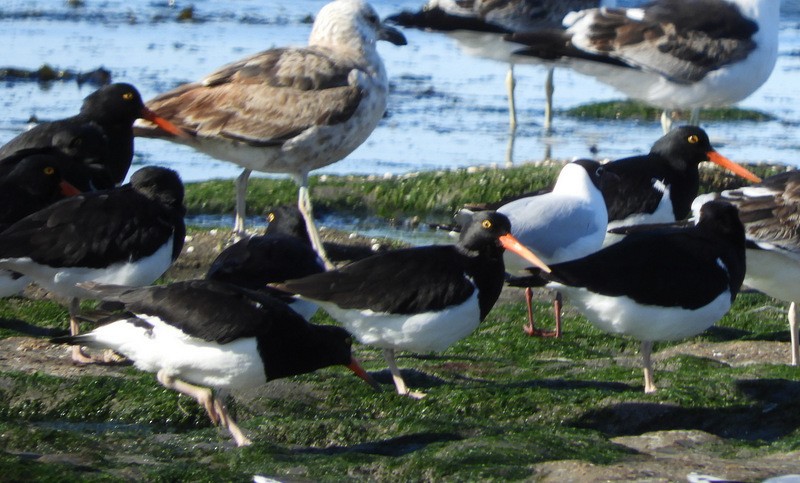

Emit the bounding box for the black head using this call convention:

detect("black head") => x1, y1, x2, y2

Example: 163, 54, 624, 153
264, 319, 352, 378
457, 210, 512, 252
51, 124, 109, 166
650, 126, 761, 183
649, 126, 714, 171
80, 83, 146, 126
5, 155, 74, 197
265, 204, 312, 244
696, 200, 745, 242
129, 166, 185, 208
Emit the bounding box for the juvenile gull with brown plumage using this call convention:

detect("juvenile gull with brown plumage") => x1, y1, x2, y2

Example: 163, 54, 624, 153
135, 0, 406, 266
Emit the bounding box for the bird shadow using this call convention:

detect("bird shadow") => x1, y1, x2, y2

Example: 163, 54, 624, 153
0, 317, 67, 337
293, 432, 463, 457
570, 378, 800, 442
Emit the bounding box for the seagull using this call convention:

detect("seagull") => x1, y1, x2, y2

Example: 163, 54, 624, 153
388, 0, 600, 162
134, 0, 407, 266
0, 167, 186, 363
510, 200, 746, 393
504, 0, 780, 132
0, 83, 185, 185
279, 210, 550, 398
696, 170, 800, 366
497, 159, 609, 337
51, 279, 380, 447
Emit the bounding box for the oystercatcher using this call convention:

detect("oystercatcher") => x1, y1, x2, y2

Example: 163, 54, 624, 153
207, 205, 325, 319
601, 126, 761, 235
497, 158, 609, 337
698, 170, 800, 365
510, 200, 746, 393
0, 166, 186, 363
134, 0, 407, 265
0, 155, 83, 297
51, 279, 379, 447
388, 0, 599, 156
0, 155, 82, 231
504, 0, 779, 132
279, 210, 550, 398
0, 83, 185, 185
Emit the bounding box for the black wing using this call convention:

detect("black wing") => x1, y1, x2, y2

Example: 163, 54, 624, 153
85, 280, 304, 344
282, 245, 476, 315
206, 234, 324, 289
0, 187, 182, 268
543, 228, 741, 309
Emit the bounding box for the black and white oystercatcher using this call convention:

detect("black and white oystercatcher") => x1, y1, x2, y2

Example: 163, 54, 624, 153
601, 126, 761, 235
279, 210, 550, 398
697, 170, 800, 365
510, 200, 746, 393
0, 83, 186, 185
207, 205, 325, 320
51, 279, 379, 447
0, 166, 186, 363
504, 0, 779, 132
134, 0, 407, 265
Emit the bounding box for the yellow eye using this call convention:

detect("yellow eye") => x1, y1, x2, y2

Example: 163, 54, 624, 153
687, 135, 699, 144
267, 212, 275, 222
482, 220, 492, 229
122, 92, 134, 101
43, 167, 55, 175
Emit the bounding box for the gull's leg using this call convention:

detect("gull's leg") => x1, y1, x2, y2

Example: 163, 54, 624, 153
789, 302, 798, 366
505, 64, 517, 167
234, 168, 252, 239
506, 64, 517, 133
689, 107, 701, 126
660, 110, 673, 134
544, 66, 554, 135
295, 173, 334, 269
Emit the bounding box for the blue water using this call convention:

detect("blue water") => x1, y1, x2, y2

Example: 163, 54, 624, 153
1, 0, 799, 186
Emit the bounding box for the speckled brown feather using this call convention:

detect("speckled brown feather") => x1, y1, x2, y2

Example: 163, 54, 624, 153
144, 48, 363, 145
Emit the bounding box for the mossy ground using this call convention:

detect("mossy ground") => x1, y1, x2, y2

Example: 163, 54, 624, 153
0, 165, 798, 480
0, 289, 798, 480
183, 161, 788, 221
564, 100, 775, 123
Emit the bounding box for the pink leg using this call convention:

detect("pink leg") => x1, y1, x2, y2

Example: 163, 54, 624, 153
523, 288, 560, 338
157, 370, 252, 446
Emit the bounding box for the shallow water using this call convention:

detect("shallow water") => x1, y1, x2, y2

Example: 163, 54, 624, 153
1, 0, 799, 186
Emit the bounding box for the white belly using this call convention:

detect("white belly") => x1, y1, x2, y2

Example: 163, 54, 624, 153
0, 238, 175, 299
318, 292, 481, 353
92, 315, 267, 390
556, 284, 732, 341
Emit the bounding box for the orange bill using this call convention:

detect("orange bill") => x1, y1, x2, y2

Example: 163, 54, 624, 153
499, 233, 551, 273
347, 357, 382, 392
59, 180, 82, 196
707, 151, 761, 183
140, 107, 192, 139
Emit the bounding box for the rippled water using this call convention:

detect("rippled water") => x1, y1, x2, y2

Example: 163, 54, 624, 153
1, 0, 799, 185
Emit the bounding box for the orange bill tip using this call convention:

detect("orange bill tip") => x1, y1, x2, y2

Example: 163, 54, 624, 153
140, 107, 191, 139
707, 151, 761, 183
347, 357, 381, 392
499, 234, 551, 273
59, 180, 82, 196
